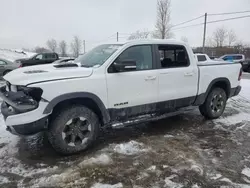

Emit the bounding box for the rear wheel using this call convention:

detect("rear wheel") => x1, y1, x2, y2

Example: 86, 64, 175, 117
48, 105, 100, 155
199, 87, 227, 119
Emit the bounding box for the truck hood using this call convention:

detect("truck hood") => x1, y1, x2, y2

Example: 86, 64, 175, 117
3, 63, 93, 86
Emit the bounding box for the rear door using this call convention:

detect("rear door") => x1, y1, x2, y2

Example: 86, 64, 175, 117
156, 44, 198, 109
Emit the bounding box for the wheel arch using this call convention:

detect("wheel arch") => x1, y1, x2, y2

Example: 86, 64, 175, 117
43, 92, 110, 125
194, 77, 231, 105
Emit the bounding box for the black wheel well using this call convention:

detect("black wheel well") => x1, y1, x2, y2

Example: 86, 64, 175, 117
50, 97, 104, 126
3, 70, 11, 75
211, 81, 230, 98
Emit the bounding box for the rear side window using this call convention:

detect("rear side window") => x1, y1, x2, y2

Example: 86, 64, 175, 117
197, 55, 207, 62
45, 54, 57, 59
158, 45, 189, 68
233, 55, 243, 60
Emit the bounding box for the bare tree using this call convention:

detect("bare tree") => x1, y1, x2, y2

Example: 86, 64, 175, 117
34, 46, 50, 53
213, 27, 228, 47
153, 0, 172, 39
46, 39, 57, 52
128, 30, 151, 40
206, 37, 216, 47
59, 40, 67, 57
228, 30, 237, 47
181, 36, 188, 43
71, 36, 82, 57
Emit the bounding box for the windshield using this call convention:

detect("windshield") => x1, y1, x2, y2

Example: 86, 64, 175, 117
74, 44, 122, 67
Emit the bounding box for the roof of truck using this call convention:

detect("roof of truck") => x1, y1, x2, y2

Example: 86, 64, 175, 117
105, 39, 187, 46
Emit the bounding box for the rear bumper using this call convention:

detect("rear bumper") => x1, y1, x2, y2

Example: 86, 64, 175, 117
230, 86, 241, 97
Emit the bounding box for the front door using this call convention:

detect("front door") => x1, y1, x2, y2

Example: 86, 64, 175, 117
106, 45, 158, 120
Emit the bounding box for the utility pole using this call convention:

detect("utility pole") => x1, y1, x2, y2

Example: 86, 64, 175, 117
116, 32, 119, 42
202, 13, 207, 53
83, 40, 86, 54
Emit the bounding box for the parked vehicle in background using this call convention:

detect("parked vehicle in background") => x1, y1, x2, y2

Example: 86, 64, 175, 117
15, 52, 59, 67
52, 57, 75, 64
219, 54, 245, 63
194, 53, 210, 62
242, 59, 250, 72
0, 58, 19, 76
1, 40, 242, 154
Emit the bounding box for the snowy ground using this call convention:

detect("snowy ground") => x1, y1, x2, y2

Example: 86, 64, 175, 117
0, 79, 250, 188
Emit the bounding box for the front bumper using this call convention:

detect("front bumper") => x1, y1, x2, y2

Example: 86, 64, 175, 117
0, 86, 50, 135
5, 117, 48, 136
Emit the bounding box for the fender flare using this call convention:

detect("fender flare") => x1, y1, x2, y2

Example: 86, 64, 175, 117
43, 92, 110, 124
194, 77, 231, 105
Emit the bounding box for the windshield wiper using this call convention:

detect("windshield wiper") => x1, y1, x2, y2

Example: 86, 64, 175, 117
81, 64, 92, 68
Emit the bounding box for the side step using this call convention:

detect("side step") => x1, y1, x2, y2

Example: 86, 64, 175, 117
111, 107, 195, 129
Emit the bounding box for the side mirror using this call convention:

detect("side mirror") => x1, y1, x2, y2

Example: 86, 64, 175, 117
113, 60, 137, 72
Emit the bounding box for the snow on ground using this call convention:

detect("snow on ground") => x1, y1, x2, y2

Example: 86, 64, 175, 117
0, 49, 35, 62
111, 140, 150, 155
0, 79, 250, 187
78, 153, 112, 167
91, 182, 123, 188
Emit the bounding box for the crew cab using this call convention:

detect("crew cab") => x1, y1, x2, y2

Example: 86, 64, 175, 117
0, 40, 242, 154
15, 52, 59, 67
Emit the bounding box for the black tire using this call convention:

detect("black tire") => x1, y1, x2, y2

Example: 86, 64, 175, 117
3, 70, 11, 76
199, 87, 227, 119
48, 105, 100, 155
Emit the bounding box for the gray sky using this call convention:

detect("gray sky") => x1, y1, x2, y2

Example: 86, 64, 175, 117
0, 0, 250, 51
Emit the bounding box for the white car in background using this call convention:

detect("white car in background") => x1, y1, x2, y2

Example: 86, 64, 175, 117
194, 53, 211, 62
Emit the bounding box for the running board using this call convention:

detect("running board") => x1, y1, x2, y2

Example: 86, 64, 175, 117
111, 107, 195, 129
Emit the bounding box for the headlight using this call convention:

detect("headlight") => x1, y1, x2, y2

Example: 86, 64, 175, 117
17, 86, 43, 102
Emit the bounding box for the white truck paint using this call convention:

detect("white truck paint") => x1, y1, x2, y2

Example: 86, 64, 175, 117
0, 39, 242, 154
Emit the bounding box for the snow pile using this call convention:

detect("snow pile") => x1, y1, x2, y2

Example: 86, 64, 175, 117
242, 167, 250, 178
112, 140, 150, 155
29, 170, 82, 188
0, 49, 35, 62
78, 153, 112, 167
91, 182, 123, 188
164, 175, 183, 188
214, 112, 250, 125
164, 134, 174, 138
0, 175, 10, 184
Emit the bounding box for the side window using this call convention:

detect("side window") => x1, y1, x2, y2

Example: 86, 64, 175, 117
109, 45, 153, 73
35, 54, 43, 60
234, 55, 243, 60
158, 45, 189, 68
0, 60, 6, 65
197, 55, 207, 62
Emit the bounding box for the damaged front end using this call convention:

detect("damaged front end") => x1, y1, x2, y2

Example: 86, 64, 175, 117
0, 81, 48, 135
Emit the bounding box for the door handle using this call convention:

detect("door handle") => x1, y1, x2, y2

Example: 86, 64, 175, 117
184, 72, 194, 76
145, 76, 157, 81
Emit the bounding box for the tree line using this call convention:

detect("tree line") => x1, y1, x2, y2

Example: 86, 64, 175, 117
34, 36, 82, 57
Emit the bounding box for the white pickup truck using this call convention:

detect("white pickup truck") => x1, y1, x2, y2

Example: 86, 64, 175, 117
0, 40, 242, 154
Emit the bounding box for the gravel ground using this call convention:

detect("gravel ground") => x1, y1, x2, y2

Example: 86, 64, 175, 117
0, 80, 250, 188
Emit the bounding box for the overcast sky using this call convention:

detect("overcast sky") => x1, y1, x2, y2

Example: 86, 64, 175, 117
0, 0, 250, 51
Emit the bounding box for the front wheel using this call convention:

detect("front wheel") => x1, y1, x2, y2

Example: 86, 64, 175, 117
199, 87, 227, 119
48, 105, 100, 155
